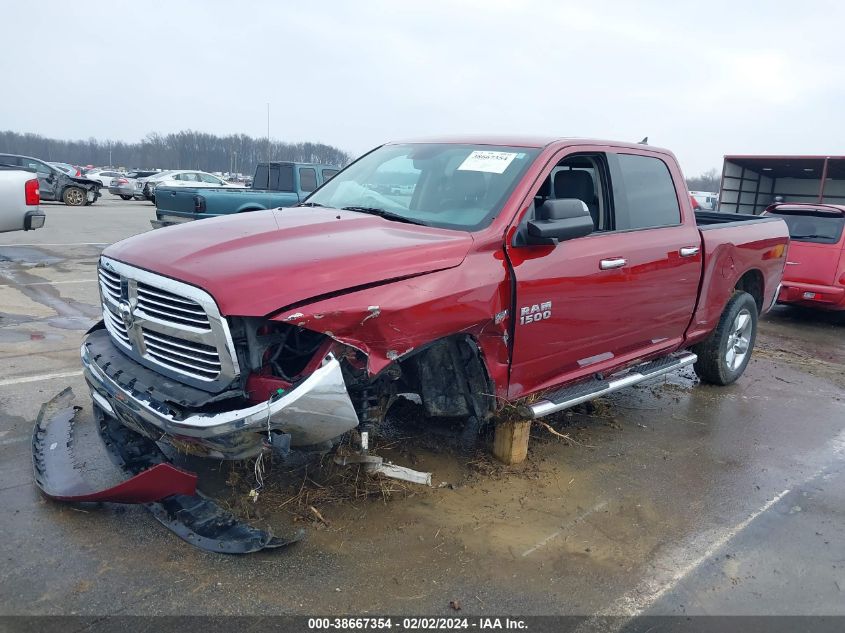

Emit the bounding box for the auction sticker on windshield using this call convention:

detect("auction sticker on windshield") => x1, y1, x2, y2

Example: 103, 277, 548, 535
457, 150, 518, 174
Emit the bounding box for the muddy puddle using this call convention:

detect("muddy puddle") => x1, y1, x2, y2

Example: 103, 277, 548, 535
202, 383, 694, 600
0, 247, 100, 334
757, 307, 845, 388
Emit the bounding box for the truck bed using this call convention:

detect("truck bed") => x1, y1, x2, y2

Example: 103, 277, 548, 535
686, 211, 789, 344
695, 210, 785, 229
154, 185, 301, 226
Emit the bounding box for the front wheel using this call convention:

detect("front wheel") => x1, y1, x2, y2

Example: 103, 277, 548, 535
120, 195, 132, 201
692, 291, 758, 385
62, 187, 86, 206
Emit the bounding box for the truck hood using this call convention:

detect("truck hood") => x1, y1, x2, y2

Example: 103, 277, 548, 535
104, 207, 474, 317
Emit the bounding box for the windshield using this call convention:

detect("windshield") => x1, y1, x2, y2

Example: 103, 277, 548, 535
769, 209, 845, 244
304, 143, 540, 230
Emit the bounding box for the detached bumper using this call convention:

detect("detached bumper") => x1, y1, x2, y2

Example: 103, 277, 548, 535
777, 282, 845, 310
82, 332, 360, 459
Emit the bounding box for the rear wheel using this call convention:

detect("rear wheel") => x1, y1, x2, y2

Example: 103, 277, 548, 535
62, 187, 86, 206
120, 195, 132, 200
692, 291, 758, 385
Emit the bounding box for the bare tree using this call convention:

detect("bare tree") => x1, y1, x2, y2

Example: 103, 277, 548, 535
686, 168, 720, 192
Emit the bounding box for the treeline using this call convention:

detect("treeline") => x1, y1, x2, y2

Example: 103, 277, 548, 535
0, 130, 351, 174
686, 168, 720, 192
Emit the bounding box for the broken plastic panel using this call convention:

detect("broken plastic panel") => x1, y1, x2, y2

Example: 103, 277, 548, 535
31, 388, 304, 554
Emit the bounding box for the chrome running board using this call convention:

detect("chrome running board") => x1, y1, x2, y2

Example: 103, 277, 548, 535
523, 352, 698, 419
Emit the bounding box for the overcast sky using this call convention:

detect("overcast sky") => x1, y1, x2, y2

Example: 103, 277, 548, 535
3, 0, 843, 175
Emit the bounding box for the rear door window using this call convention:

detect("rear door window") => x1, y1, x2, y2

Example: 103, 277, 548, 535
322, 168, 339, 181
270, 164, 294, 191
299, 168, 317, 192
253, 164, 294, 190
612, 154, 681, 230
768, 209, 845, 244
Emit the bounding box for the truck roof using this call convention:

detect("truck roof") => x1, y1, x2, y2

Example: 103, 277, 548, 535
388, 135, 673, 154
262, 161, 336, 168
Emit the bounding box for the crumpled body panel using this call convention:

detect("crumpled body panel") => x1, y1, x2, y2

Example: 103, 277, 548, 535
271, 246, 513, 399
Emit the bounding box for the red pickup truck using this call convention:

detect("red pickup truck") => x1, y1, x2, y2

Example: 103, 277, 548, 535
78, 138, 789, 463
764, 203, 845, 310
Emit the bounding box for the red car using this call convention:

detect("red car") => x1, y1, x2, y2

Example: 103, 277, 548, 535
764, 203, 845, 310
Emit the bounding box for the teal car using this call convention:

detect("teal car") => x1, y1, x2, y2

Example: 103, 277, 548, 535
152, 162, 340, 227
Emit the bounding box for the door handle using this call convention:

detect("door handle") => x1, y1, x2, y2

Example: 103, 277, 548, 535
679, 246, 700, 257
600, 258, 627, 270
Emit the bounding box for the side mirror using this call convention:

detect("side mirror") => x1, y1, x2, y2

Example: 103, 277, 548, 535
527, 198, 594, 243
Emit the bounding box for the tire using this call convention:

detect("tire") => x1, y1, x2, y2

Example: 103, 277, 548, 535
692, 291, 758, 385
62, 187, 86, 206
120, 195, 132, 200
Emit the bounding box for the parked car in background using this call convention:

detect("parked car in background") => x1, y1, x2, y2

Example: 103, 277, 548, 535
0, 165, 45, 232
136, 170, 178, 203
85, 169, 125, 188
690, 190, 718, 210
764, 203, 845, 310
108, 170, 158, 200
689, 193, 701, 210
153, 161, 340, 226
49, 162, 82, 177
0, 153, 101, 206
140, 170, 243, 204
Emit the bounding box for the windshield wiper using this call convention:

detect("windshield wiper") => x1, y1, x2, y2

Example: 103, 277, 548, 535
295, 202, 326, 207
341, 206, 427, 226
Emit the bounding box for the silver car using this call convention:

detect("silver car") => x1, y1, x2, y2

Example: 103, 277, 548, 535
108, 170, 158, 200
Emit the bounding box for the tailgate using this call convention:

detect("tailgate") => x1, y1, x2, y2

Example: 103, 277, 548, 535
783, 241, 841, 286
155, 186, 201, 214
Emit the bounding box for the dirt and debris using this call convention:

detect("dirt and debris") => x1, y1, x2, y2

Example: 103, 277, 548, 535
221, 395, 604, 534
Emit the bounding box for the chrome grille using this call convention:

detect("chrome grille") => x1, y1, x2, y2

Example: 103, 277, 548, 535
136, 282, 210, 329
103, 305, 131, 347
98, 267, 122, 303
96, 256, 239, 391
142, 330, 222, 379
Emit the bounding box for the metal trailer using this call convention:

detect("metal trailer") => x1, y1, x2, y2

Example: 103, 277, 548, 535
719, 155, 845, 214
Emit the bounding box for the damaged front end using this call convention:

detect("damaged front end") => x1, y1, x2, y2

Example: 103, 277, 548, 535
82, 256, 364, 461
68, 252, 501, 481
82, 327, 360, 460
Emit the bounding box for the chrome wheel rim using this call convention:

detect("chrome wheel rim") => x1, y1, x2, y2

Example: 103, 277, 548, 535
66, 189, 83, 205
725, 308, 753, 371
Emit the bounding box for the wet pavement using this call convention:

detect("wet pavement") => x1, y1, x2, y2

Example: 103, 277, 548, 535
1, 198, 844, 618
